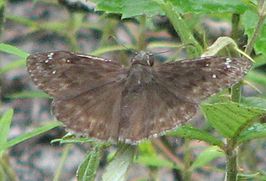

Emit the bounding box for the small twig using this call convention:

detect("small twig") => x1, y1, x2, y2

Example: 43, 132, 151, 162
53, 144, 73, 181
245, 0, 266, 55
152, 139, 184, 170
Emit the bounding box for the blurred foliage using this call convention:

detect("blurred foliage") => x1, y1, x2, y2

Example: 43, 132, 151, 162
0, 0, 266, 181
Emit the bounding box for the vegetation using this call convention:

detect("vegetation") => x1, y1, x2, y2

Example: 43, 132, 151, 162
1, 0, 266, 180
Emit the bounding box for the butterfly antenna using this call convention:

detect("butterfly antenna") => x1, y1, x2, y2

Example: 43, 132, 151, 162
108, 35, 136, 54
153, 50, 172, 55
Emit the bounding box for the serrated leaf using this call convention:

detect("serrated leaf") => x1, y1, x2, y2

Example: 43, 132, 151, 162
0, 43, 29, 58
122, 0, 162, 18
0, 109, 14, 148
201, 102, 265, 138
169, 0, 248, 14
237, 123, 266, 144
191, 146, 224, 170
102, 144, 135, 181
1, 121, 62, 152
96, 0, 248, 18
77, 145, 102, 181
96, 0, 122, 14
167, 125, 224, 147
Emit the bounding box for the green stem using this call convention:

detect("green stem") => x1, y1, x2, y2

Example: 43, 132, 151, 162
0, 0, 6, 36
67, 12, 84, 51
154, 0, 202, 58
0, 153, 17, 181
137, 15, 146, 50
231, 14, 240, 41
183, 139, 192, 181
99, 17, 118, 48
53, 144, 73, 181
224, 140, 237, 181
245, 0, 266, 55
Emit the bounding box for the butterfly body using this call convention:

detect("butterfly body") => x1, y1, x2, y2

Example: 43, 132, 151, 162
27, 51, 252, 144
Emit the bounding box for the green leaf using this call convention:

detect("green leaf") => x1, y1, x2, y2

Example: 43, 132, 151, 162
90, 45, 135, 56
0, 43, 29, 58
51, 133, 101, 144
1, 121, 62, 152
0, 59, 26, 74
96, 0, 248, 18
102, 144, 135, 181
191, 146, 225, 170
167, 125, 224, 148
122, 0, 162, 18
77, 145, 103, 181
201, 102, 265, 138
237, 172, 260, 180
246, 71, 266, 86
5, 91, 50, 99
96, 0, 122, 14
169, 0, 248, 14
0, 109, 14, 148
242, 97, 266, 110
136, 141, 179, 169
135, 154, 178, 169
242, 10, 266, 55
237, 123, 266, 144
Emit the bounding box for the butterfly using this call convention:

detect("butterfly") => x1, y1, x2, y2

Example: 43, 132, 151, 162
26, 51, 252, 144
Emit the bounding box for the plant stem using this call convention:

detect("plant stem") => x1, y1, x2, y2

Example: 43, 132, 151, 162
152, 139, 184, 169
137, 15, 147, 50
245, 0, 266, 55
0, 153, 17, 181
183, 139, 192, 181
155, 0, 202, 58
53, 144, 73, 181
224, 8, 245, 181
0, 0, 6, 35
224, 140, 237, 181
231, 14, 240, 41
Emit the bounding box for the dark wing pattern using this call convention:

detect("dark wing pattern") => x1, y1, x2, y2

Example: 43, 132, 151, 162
27, 51, 126, 99
52, 80, 125, 140
119, 65, 197, 142
27, 52, 252, 143
154, 57, 252, 103
27, 51, 128, 140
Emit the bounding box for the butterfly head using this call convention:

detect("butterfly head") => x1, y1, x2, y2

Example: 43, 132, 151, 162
131, 51, 154, 66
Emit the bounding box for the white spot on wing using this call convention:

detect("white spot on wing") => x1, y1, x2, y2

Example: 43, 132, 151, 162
47, 52, 54, 60
212, 74, 217, 78
52, 70, 56, 74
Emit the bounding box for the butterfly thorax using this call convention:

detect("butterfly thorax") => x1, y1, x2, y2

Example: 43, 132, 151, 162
131, 51, 154, 67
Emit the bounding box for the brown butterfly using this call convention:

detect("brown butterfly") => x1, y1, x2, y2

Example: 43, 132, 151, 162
26, 51, 252, 144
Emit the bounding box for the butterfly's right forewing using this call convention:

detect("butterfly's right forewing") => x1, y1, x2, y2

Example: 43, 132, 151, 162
27, 51, 128, 140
